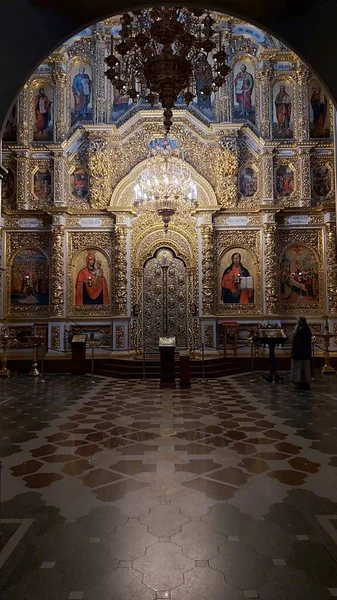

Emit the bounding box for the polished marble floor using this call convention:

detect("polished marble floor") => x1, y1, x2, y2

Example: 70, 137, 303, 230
1, 372, 337, 599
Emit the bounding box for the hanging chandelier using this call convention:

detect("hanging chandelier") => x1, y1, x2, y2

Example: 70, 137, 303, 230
105, 7, 230, 133
133, 140, 198, 232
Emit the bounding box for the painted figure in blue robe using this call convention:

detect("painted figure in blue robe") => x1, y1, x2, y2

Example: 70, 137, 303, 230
72, 67, 92, 119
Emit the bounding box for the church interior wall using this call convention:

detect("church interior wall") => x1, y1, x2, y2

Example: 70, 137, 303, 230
0, 12, 336, 358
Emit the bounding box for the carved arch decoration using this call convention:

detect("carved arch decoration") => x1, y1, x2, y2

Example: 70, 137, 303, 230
109, 157, 218, 212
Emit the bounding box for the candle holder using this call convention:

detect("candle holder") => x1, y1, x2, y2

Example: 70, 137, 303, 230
0, 326, 11, 377
319, 319, 336, 375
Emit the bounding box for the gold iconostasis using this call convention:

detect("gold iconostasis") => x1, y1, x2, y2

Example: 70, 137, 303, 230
0, 11, 336, 354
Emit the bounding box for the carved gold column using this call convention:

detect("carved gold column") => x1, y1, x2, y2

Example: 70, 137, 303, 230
263, 219, 278, 315
260, 60, 272, 139
298, 147, 311, 207
296, 63, 310, 142
324, 217, 337, 314
201, 224, 214, 315
53, 150, 66, 207
217, 25, 231, 122
18, 83, 29, 146
93, 24, 108, 123
51, 59, 67, 142
87, 134, 111, 208
260, 148, 274, 204
115, 225, 128, 315
50, 215, 65, 317
16, 151, 30, 210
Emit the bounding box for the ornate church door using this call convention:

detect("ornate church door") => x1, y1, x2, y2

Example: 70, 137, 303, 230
143, 248, 187, 350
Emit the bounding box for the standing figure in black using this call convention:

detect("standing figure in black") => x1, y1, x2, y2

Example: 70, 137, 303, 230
291, 316, 312, 390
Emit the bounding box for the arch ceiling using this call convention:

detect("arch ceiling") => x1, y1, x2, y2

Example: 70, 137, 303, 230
0, 0, 335, 136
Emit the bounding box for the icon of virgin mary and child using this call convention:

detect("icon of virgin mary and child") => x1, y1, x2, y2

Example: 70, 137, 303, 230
75, 253, 109, 305
221, 252, 254, 304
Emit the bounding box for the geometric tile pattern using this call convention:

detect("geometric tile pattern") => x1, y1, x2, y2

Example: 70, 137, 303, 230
0, 373, 337, 599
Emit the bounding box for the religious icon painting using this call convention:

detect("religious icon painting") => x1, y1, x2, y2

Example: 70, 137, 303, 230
73, 249, 110, 307
272, 81, 293, 139
2, 168, 15, 202
312, 165, 331, 198
70, 167, 89, 200
276, 165, 294, 197
239, 167, 258, 197
309, 79, 330, 138
220, 248, 256, 305
32, 82, 54, 141
3, 103, 17, 142
71, 62, 93, 126
111, 87, 132, 122
11, 249, 49, 307
33, 169, 52, 201
279, 245, 319, 306
233, 59, 256, 124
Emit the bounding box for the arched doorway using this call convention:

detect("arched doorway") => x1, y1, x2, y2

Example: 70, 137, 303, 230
143, 248, 188, 350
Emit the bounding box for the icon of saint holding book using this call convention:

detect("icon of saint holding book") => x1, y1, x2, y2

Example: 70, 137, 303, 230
221, 252, 254, 304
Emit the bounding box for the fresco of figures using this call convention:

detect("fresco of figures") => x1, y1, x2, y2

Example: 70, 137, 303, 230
233, 60, 255, 124
280, 245, 319, 305
74, 250, 109, 306
312, 165, 331, 198
276, 165, 294, 197
220, 248, 256, 305
33, 83, 53, 141
33, 169, 52, 201
273, 81, 293, 139
11, 249, 49, 307
3, 104, 17, 142
71, 63, 93, 125
309, 79, 330, 138
70, 168, 89, 200
239, 167, 258, 197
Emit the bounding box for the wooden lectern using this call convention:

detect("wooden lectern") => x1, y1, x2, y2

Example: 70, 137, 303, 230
71, 334, 87, 375
254, 327, 287, 383
159, 337, 176, 388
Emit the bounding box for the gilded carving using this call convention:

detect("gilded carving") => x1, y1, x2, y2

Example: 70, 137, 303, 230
263, 223, 279, 314
260, 148, 274, 203
201, 225, 214, 315
50, 221, 65, 317
115, 226, 128, 316
18, 84, 29, 146
204, 324, 214, 348
295, 63, 310, 142
116, 325, 125, 349
298, 147, 311, 205
51, 63, 67, 142
325, 221, 337, 314
260, 60, 272, 139
51, 326, 61, 350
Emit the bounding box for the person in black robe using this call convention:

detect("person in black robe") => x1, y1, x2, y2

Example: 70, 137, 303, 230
291, 316, 312, 390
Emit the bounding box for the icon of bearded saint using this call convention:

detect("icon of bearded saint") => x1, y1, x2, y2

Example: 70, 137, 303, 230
75, 253, 109, 305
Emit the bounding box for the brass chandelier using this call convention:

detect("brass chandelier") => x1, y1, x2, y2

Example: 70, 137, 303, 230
106, 7, 230, 133
133, 140, 198, 232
